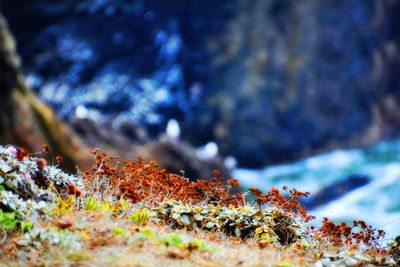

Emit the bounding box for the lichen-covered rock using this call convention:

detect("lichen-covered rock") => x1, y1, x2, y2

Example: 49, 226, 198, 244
0, 145, 82, 223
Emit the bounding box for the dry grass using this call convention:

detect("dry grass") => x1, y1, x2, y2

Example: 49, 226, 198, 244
0, 210, 315, 267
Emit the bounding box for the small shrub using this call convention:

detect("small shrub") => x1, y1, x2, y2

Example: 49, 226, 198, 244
130, 209, 149, 225
85, 196, 100, 212
83, 152, 243, 207
249, 186, 314, 222
319, 218, 385, 249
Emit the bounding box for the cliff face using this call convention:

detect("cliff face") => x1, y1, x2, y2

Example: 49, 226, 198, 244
0, 12, 93, 172
2, 0, 400, 168
0, 11, 230, 180
0, 13, 19, 141
203, 0, 400, 166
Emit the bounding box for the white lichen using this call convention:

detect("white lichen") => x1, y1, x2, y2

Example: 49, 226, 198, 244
0, 146, 83, 224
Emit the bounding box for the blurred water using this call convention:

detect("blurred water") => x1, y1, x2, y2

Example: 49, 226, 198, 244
234, 139, 400, 238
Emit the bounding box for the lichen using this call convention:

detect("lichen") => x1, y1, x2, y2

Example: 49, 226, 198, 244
150, 199, 315, 247
0, 145, 82, 224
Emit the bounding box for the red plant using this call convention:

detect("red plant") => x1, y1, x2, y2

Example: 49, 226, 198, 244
42, 144, 52, 154
16, 147, 29, 161
37, 158, 47, 169
56, 155, 64, 164
83, 151, 244, 207
67, 184, 82, 197
249, 186, 314, 222
227, 178, 240, 187
319, 217, 386, 251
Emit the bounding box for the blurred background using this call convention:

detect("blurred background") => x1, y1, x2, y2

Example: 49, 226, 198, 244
1, 0, 400, 237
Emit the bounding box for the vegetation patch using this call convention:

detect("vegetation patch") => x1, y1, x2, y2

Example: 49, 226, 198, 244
0, 145, 398, 266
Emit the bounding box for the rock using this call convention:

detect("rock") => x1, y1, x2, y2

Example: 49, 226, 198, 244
69, 117, 232, 181
0, 13, 20, 140
319, 258, 332, 266
203, 0, 400, 167
70, 118, 148, 148
302, 174, 371, 209
145, 136, 232, 183
343, 257, 358, 266
0, 145, 82, 223
352, 253, 371, 262
0, 12, 93, 172
322, 252, 339, 259
316, 251, 376, 267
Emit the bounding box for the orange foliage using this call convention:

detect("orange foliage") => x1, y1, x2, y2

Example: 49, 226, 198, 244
16, 147, 29, 161
320, 218, 386, 250
42, 144, 52, 154
83, 150, 244, 206
249, 186, 315, 222
67, 184, 83, 197
37, 158, 47, 169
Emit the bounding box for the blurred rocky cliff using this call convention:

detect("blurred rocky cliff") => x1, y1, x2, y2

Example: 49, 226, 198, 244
0, 9, 230, 180
1, 0, 400, 168
0, 12, 93, 172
